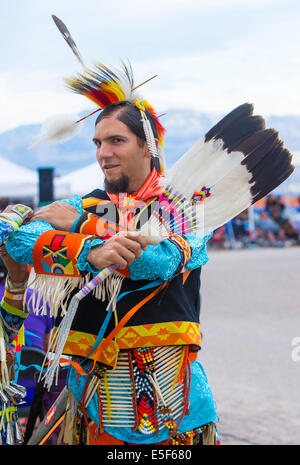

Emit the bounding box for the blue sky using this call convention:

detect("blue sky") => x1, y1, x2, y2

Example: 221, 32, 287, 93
1, 0, 300, 134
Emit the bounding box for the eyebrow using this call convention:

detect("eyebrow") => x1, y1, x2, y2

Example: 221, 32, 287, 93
92, 134, 128, 144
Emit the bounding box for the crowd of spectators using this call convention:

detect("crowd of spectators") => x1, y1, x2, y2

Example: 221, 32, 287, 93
209, 194, 300, 249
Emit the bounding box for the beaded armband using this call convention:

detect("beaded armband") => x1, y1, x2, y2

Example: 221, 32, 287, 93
168, 234, 191, 274
5, 274, 28, 292
4, 290, 24, 302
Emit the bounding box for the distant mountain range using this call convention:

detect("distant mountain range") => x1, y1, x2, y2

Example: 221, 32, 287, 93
0, 108, 300, 194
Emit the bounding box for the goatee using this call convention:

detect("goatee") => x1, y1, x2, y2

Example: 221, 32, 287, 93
104, 174, 130, 194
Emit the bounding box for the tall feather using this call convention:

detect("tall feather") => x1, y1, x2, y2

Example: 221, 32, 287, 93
29, 114, 83, 148
51, 15, 86, 68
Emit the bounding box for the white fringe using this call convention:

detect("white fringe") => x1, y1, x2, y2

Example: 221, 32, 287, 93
26, 269, 125, 318
37, 271, 124, 390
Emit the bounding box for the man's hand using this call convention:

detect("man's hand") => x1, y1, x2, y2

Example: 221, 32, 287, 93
87, 231, 148, 270
0, 244, 28, 284
31, 202, 79, 231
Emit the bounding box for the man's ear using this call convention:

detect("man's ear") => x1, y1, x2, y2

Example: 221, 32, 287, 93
144, 143, 151, 159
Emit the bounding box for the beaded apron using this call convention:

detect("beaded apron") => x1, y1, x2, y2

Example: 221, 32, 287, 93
83, 345, 188, 435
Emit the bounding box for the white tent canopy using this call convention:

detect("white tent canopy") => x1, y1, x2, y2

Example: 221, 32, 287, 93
0, 156, 37, 197
59, 162, 104, 197
0, 156, 71, 201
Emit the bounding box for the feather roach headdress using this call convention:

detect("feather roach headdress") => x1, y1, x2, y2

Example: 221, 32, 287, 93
29, 16, 167, 171
31, 61, 166, 171
64, 61, 166, 172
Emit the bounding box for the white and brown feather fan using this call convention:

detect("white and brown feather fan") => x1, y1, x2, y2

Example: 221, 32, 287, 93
166, 103, 294, 235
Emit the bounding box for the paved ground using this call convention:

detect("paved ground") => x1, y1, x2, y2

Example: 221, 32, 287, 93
197, 246, 300, 445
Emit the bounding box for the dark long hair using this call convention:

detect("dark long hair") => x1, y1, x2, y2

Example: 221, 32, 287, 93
95, 101, 159, 146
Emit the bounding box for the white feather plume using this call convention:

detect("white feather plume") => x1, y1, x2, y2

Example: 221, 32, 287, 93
29, 114, 83, 149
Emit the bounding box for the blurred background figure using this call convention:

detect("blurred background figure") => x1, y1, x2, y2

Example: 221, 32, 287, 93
267, 197, 300, 244
20, 291, 67, 445
0, 201, 66, 444
16, 291, 55, 434
0, 253, 55, 438
255, 210, 286, 247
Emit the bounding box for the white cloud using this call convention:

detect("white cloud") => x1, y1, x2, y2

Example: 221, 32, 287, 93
1, 0, 300, 134
133, 8, 300, 117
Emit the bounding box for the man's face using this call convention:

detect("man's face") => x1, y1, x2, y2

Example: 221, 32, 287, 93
93, 116, 151, 193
